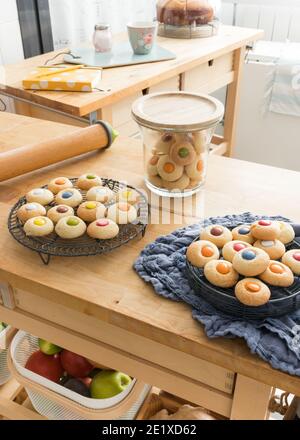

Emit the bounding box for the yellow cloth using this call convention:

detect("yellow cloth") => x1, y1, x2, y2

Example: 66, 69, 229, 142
22, 66, 102, 92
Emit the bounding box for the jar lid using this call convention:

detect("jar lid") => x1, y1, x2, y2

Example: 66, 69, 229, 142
132, 92, 224, 132
95, 23, 110, 31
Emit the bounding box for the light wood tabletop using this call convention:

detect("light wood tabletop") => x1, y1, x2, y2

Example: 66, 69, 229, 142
0, 111, 300, 413
1, 26, 263, 118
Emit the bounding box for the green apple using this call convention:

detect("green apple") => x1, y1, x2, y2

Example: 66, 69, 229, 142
0, 322, 7, 332
90, 370, 132, 399
38, 338, 62, 356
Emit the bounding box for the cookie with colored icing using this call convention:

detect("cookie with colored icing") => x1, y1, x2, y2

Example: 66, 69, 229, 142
17, 203, 46, 223
116, 188, 141, 205
187, 179, 203, 189
24, 216, 54, 237
147, 155, 160, 177
106, 203, 137, 225
276, 221, 295, 245
55, 216, 86, 239
153, 133, 176, 155
232, 248, 270, 277
77, 201, 106, 223
87, 219, 119, 240
254, 239, 285, 260
86, 186, 115, 204
192, 131, 207, 154
200, 225, 233, 248
186, 240, 220, 268
157, 156, 184, 182
162, 173, 190, 191
231, 224, 255, 244
55, 188, 83, 208
47, 205, 74, 224
222, 240, 252, 263
26, 188, 54, 206
148, 175, 164, 188
282, 250, 300, 276
170, 141, 196, 166
235, 279, 271, 307
259, 261, 294, 287
185, 155, 205, 181
48, 177, 73, 194
204, 260, 239, 288
250, 220, 280, 241
77, 174, 103, 191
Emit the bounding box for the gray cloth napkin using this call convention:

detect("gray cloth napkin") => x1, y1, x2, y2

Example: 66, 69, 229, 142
134, 213, 300, 376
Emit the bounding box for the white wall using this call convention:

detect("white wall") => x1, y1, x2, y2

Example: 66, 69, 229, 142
221, 0, 300, 42
0, 0, 24, 64
0, 0, 24, 112
49, 0, 157, 49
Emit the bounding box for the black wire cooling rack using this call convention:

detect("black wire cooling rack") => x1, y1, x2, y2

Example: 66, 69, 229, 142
186, 225, 300, 320
8, 178, 148, 265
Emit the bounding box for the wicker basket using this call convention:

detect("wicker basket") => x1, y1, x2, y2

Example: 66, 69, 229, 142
0, 326, 15, 386
9, 331, 150, 420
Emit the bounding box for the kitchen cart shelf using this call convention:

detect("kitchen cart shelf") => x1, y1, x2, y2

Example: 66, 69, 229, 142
136, 388, 224, 420
0, 378, 45, 420
0, 382, 220, 420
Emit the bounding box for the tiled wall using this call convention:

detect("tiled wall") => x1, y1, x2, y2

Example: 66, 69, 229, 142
222, 0, 300, 42
0, 0, 24, 112
0, 0, 24, 64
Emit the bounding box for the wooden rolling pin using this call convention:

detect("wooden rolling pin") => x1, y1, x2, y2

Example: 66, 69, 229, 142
0, 121, 118, 182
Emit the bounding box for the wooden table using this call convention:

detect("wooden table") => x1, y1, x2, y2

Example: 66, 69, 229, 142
1, 112, 300, 420
0, 25, 263, 157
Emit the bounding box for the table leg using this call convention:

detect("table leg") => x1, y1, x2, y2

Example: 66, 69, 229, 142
97, 106, 113, 125
223, 46, 246, 158
230, 374, 273, 420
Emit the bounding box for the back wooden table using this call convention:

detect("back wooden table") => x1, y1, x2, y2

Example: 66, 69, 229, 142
1, 112, 300, 420
0, 25, 263, 157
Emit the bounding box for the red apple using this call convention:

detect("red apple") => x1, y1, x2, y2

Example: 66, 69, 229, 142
25, 350, 63, 383
60, 350, 93, 378
78, 377, 92, 388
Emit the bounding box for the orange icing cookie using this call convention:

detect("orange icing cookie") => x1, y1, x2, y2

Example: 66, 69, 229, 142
157, 156, 184, 182
185, 156, 205, 181
48, 177, 73, 194
235, 279, 271, 306
259, 261, 294, 287
204, 260, 239, 288
186, 240, 219, 268
106, 203, 138, 225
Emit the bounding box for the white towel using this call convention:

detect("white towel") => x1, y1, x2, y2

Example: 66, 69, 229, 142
269, 43, 300, 117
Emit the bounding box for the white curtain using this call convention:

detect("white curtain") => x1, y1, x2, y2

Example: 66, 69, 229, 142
49, 0, 157, 49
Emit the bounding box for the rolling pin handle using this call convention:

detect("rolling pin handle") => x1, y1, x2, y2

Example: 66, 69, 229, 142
95, 120, 119, 149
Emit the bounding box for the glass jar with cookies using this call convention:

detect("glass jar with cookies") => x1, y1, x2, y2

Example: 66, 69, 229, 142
132, 91, 224, 197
